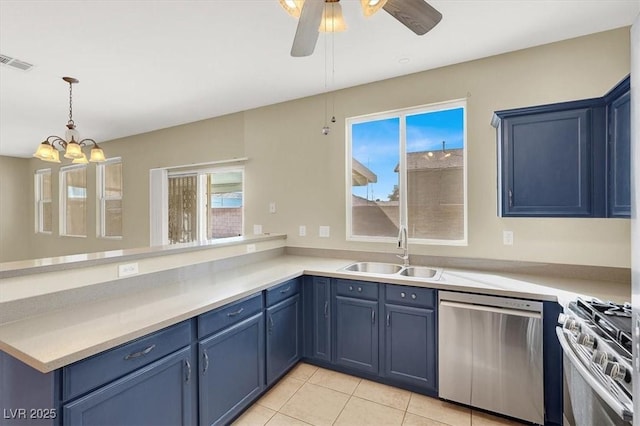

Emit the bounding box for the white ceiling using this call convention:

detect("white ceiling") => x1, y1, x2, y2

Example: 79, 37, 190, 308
0, 0, 638, 158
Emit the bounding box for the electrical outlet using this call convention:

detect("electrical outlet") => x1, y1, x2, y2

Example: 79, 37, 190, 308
269, 202, 276, 214
253, 224, 262, 235
319, 226, 330, 238
503, 230, 514, 246
299, 225, 306, 237
118, 262, 139, 277
246, 244, 256, 253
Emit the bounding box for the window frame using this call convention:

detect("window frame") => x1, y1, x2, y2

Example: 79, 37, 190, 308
59, 164, 88, 238
97, 157, 123, 239
345, 99, 468, 246
167, 165, 245, 243
34, 168, 52, 234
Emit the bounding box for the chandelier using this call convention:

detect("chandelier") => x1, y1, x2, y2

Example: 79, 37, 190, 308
33, 77, 106, 164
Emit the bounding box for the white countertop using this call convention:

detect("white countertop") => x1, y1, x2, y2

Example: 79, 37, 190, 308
0, 254, 630, 373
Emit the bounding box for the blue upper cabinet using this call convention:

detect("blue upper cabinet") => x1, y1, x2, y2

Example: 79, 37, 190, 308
492, 75, 630, 218
606, 76, 631, 218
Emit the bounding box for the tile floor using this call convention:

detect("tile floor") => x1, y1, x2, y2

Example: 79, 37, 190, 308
232, 363, 526, 426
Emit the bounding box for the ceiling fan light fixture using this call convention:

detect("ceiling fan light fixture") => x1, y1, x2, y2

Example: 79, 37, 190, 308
279, 0, 304, 18
361, 0, 388, 17
319, 1, 347, 32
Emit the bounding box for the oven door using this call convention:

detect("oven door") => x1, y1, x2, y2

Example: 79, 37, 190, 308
556, 328, 632, 426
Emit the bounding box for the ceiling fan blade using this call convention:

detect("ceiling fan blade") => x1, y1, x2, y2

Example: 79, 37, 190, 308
291, 0, 324, 57
383, 0, 442, 36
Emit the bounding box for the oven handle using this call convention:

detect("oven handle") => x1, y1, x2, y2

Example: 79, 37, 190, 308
556, 327, 633, 422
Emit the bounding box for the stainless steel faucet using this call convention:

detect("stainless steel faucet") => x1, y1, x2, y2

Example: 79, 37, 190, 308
397, 225, 409, 266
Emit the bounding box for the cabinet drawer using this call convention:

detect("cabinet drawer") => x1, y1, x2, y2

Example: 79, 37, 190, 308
266, 278, 301, 307
335, 279, 378, 300
198, 292, 263, 338
385, 285, 435, 308
63, 320, 192, 401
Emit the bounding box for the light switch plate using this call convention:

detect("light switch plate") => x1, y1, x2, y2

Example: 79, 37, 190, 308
269, 202, 276, 214
246, 244, 256, 253
299, 225, 306, 237
503, 230, 514, 245
253, 224, 262, 235
319, 226, 330, 238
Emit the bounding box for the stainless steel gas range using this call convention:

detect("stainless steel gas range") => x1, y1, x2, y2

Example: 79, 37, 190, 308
557, 298, 633, 425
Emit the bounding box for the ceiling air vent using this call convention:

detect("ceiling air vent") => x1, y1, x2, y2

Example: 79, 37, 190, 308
0, 54, 34, 71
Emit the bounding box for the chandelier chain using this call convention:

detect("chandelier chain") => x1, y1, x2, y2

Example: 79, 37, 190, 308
68, 81, 74, 126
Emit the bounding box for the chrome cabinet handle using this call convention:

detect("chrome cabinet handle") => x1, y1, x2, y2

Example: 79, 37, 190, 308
508, 189, 513, 207
324, 301, 329, 318
185, 359, 191, 382
280, 286, 291, 294
202, 350, 209, 374
269, 315, 274, 334
386, 313, 390, 327
124, 344, 156, 360
227, 307, 244, 317
371, 310, 376, 324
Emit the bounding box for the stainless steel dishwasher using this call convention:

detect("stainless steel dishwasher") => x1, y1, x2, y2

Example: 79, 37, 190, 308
438, 291, 544, 425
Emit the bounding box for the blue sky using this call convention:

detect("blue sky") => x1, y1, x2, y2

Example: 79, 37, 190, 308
352, 107, 464, 201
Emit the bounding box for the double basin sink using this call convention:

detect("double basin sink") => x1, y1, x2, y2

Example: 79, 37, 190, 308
340, 262, 443, 281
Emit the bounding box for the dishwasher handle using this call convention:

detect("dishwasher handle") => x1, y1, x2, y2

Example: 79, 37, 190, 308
439, 300, 542, 319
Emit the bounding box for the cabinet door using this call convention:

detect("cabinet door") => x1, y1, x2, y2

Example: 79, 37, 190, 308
199, 313, 264, 426
63, 347, 193, 426
501, 108, 592, 216
312, 277, 331, 362
266, 295, 301, 385
335, 296, 378, 374
608, 90, 631, 217
383, 304, 436, 391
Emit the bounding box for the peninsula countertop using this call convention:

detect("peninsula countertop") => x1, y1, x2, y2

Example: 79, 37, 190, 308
0, 254, 630, 373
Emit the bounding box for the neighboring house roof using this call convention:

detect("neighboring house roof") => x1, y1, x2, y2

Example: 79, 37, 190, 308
352, 158, 378, 186
394, 149, 463, 172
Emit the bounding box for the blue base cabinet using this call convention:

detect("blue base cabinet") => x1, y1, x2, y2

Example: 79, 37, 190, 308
266, 294, 301, 385
310, 277, 331, 362
198, 313, 265, 426
383, 304, 436, 391
334, 296, 379, 374
63, 347, 194, 426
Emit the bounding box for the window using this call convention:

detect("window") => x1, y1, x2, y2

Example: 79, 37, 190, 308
60, 165, 87, 237
168, 167, 244, 244
97, 158, 123, 238
347, 100, 467, 244
34, 169, 52, 233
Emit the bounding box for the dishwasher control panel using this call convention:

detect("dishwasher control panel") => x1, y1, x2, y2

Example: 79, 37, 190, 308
439, 291, 542, 313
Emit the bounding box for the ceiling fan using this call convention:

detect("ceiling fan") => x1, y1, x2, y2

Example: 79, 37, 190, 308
280, 0, 443, 57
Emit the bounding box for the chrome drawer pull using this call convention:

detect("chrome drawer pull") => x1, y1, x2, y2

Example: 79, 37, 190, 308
280, 286, 291, 294
185, 360, 191, 382
386, 313, 391, 327
124, 344, 156, 360
324, 301, 329, 318
227, 307, 244, 317
371, 310, 376, 324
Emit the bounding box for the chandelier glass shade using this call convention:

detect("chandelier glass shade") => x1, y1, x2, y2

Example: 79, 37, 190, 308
33, 76, 106, 164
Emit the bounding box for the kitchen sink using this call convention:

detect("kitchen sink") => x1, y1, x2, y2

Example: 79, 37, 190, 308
340, 262, 443, 280
342, 262, 403, 274
399, 266, 443, 280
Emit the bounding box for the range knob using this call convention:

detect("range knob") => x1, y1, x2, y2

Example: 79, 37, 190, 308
557, 313, 568, 326
563, 318, 580, 333
576, 333, 596, 349
592, 350, 609, 366
604, 361, 627, 382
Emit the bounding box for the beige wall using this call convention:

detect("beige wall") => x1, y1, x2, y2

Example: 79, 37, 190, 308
10, 27, 632, 267
0, 156, 30, 261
